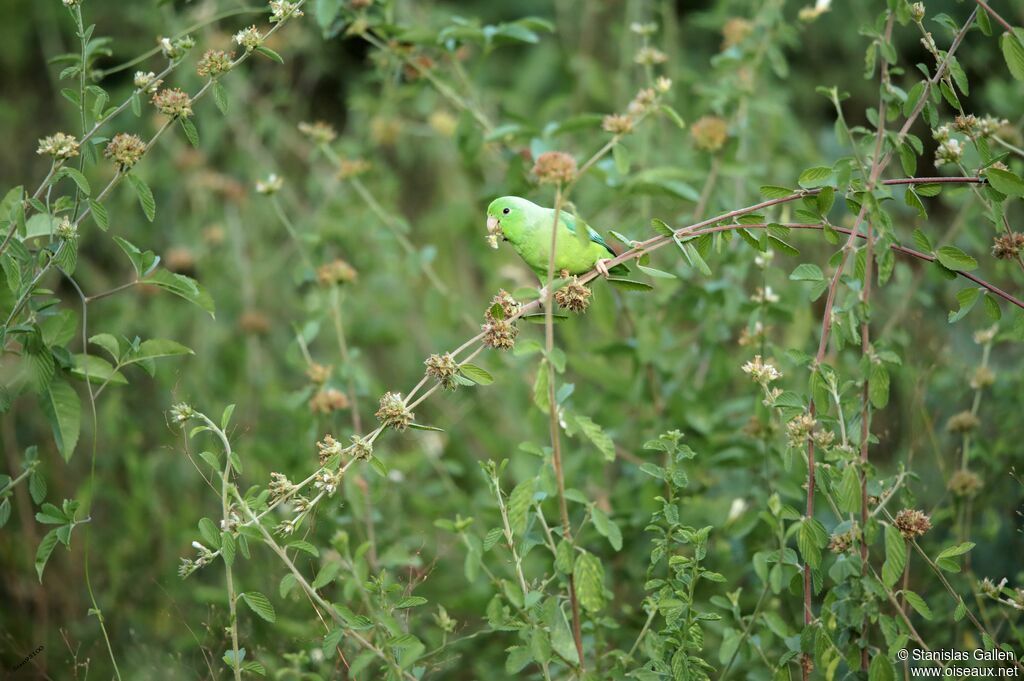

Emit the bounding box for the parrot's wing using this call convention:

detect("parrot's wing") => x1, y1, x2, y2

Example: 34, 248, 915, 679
561, 211, 615, 257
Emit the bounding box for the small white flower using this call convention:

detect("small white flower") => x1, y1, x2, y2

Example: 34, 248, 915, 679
255, 173, 283, 195
269, 0, 304, 23
742, 355, 783, 385
233, 25, 263, 50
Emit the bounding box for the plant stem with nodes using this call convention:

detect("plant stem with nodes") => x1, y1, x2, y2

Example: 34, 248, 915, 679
542, 184, 586, 671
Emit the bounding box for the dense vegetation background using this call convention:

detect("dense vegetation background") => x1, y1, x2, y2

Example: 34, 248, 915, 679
1, 0, 1023, 679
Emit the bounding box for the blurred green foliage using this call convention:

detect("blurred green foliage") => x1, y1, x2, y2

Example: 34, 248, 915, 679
1, 0, 1023, 679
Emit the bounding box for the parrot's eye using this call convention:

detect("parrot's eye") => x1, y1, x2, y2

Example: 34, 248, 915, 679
502, 208, 510, 215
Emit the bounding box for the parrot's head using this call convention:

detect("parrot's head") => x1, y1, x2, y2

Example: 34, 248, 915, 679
485, 196, 532, 249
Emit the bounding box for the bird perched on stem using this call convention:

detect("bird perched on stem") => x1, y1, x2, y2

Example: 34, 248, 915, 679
485, 196, 625, 297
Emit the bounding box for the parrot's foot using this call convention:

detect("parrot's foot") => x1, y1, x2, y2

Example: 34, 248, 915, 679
595, 258, 614, 278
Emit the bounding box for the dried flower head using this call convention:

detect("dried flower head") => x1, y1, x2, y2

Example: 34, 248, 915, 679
37, 132, 80, 160
910, 2, 925, 22
602, 114, 634, 135
555, 277, 592, 313
532, 151, 578, 185
197, 49, 234, 78
893, 508, 932, 539
104, 133, 146, 170
309, 388, 350, 414
486, 290, 519, 321
425, 353, 459, 390
482, 318, 518, 350
376, 391, 414, 430
134, 71, 161, 92
992, 232, 1024, 260
169, 403, 195, 424
978, 115, 1009, 138
974, 325, 998, 345
337, 158, 371, 180
152, 88, 193, 118
798, 0, 832, 21
751, 286, 779, 304
316, 258, 358, 286
233, 25, 263, 51
691, 115, 728, 152
268, 472, 296, 503
655, 76, 672, 94
935, 139, 964, 167
428, 110, 457, 137
313, 468, 342, 496
722, 17, 753, 50
634, 46, 668, 66
54, 216, 78, 241
255, 173, 284, 195
948, 469, 983, 497
953, 114, 979, 134
63, 0, 82, 6
239, 311, 271, 334
316, 434, 344, 465
946, 410, 979, 433
630, 22, 657, 36
159, 35, 195, 60
786, 413, 817, 448
627, 87, 658, 115
306, 362, 332, 384
270, 0, 304, 22
349, 435, 373, 460
741, 355, 782, 385
828, 524, 860, 553
298, 120, 337, 145
970, 366, 995, 390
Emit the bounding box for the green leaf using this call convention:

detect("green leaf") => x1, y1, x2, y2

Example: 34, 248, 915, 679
566, 412, 615, 461
760, 185, 795, 199
574, 551, 605, 612
241, 591, 277, 622
89, 199, 109, 231
868, 652, 895, 681
948, 287, 981, 324
394, 596, 428, 609
612, 142, 630, 174
605, 277, 653, 291
255, 46, 284, 63
659, 104, 685, 128
459, 363, 493, 385
507, 478, 535, 537
797, 166, 833, 189
311, 561, 341, 589
911, 228, 933, 253
287, 540, 319, 557
180, 118, 200, 148
650, 218, 674, 236
35, 528, 60, 581
591, 505, 623, 551
505, 646, 532, 674
636, 264, 677, 279
789, 263, 824, 282
1000, 29, 1024, 81
936, 542, 974, 572
39, 379, 81, 462
985, 168, 1024, 197
935, 246, 977, 272
882, 524, 906, 588
221, 532, 236, 567
902, 590, 933, 620
125, 173, 156, 222
198, 517, 221, 548
57, 167, 91, 196
141, 269, 216, 317
212, 80, 229, 114
869, 362, 890, 409
836, 464, 860, 514
70, 353, 127, 386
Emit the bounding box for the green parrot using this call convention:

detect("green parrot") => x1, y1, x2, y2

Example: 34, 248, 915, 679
485, 196, 625, 286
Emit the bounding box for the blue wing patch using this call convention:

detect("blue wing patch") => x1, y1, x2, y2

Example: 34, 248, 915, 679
560, 210, 615, 257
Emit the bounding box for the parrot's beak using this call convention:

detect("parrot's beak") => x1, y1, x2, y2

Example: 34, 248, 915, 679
485, 215, 500, 249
